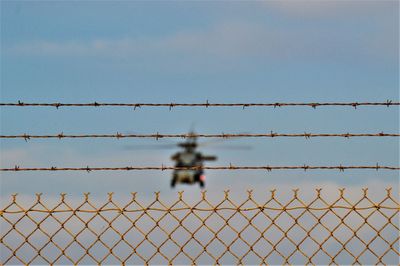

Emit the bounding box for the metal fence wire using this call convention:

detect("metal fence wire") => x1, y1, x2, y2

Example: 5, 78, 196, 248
1, 189, 398, 265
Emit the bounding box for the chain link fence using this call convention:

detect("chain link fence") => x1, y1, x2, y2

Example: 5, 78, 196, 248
1, 189, 399, 265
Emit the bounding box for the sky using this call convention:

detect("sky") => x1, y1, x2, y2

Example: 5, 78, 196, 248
0, 1, 399, 199
0, 1, 399, 265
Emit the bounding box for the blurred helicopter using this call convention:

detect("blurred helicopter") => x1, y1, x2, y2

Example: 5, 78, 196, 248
170, 132, 216, 188
123, 130, 251, 188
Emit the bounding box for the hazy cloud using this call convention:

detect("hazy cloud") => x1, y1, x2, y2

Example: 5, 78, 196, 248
5, 19, 396, 64
264, 0, 397, 18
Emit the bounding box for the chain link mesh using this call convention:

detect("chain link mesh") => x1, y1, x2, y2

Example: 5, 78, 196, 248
1, 188, 399, 265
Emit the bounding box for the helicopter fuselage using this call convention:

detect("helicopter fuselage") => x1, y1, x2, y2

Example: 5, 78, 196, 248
170, 145, 215, 188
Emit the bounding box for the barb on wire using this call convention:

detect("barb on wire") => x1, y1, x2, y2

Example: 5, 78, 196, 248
0, 100, 398, 109
2, 164, 399, 172
0, 132, 399, 140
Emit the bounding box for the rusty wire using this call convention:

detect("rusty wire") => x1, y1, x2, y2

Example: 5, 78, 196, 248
2, 164, 399, 172
1, 131, 399, 141
1, 189, 398, 265
0, 100, 398, 109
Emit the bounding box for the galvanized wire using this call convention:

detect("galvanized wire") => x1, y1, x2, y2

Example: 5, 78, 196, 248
1, 189, 398, 265
2, 164, 399, 172
1, 132, 399, 141
0, 100, 398, 109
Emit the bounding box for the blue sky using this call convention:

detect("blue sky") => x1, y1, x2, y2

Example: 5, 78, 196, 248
0, 1, 398, 197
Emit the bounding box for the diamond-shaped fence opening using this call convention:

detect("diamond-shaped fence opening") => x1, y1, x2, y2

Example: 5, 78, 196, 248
299, 236, 321, 255
170, 226, 193, 245
252, 237, 273, 257
308, 223, 331, 244
39, 215, 63, 236
99, 227, 122, 248
14, 242, 37, 264
75, 253, 98, 265
345, 237, 367, 257
123, 252, 146, 265
287, 250, 309, 265
205, 237, 228, 259
182, 237, 206, 259
334, 249, 357, 265
157, 213, 181, 234
228, 237, 251, 258
250, 211, 272, 231
148, 252, 170, 265
181, 212, 203, 231
26, 228, 50, 250
264, 223, 286, 243
355, 223, 379, 243
87, 240, 112, 262
131, 213, 156, 235
309, 249, 332, 265
0, 244, 13, 262
51, 228, 75, 250
202, 213, 227, 232
159, 238, 184, 260
286, 223, 308, 244
321, 236, 345, 258
74, 211, 97, 225
367, 210, 393, 229
62, 215, 87, 235
381, 224, 399, 243
239, 224, 260, 245
39, 241, 63, 264
332, 223, 355, 243
226, 211, 252, 232
193, 224, 215, 243
86, 214, 111, 235
75, 227, 98, 248
63, 241, 87, 263
110, 239, 133, 262
265, 249, 287, 265
1, 229, 25, 250
121, 227, 145, 247
368, 236, 392, 256
216, 225, 237, 245
358, 249, 380, 265
135, 238, 157, 257
146, 226, 169, 247
276, 237, 298, 258
382, 248, 399, 264
318, 211, 342, 229
169, 251, 193, 265
13, 216, 38, 237
1, 189, 398, 265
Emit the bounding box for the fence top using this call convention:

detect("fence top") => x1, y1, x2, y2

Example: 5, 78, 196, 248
2, 188, 399, 214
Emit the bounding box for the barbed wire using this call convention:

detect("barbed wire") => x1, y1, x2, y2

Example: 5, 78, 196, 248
2, 164, 399, 172
0, 100, 398, 109
1, 132, 399, 141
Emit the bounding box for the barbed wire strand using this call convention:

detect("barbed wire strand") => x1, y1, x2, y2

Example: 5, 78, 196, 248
0, 100, 398, 109
2, 164, 399, 172
1, 132, 399, 141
